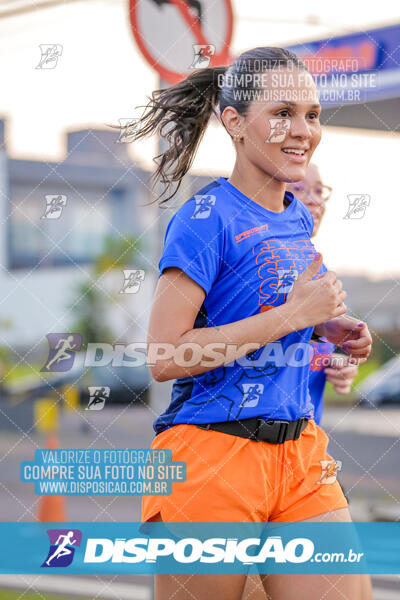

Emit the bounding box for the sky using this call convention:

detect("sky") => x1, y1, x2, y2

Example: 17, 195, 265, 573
0, 0, 399, 278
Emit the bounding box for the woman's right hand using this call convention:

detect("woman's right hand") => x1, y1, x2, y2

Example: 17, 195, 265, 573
286, 253, 347, 329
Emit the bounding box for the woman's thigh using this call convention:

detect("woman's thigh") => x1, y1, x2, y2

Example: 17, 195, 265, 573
154, 573, 248, 600
242, 574, 268, 600
260, 508, 373, 600
149, 512, 248, 600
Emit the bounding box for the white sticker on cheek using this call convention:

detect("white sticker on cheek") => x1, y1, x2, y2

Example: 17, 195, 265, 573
265, 118, 291, 143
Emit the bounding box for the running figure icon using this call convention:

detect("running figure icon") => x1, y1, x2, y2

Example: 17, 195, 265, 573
45, 531, 77, 566
43, 335, 78, 371
42, 529, 82, 568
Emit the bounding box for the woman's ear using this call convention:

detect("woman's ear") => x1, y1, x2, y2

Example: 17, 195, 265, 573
221, 106, 244, 139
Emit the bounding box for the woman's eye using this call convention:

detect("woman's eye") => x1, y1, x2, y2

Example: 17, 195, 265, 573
308, 112, 320, 120
277, 109, 290, 117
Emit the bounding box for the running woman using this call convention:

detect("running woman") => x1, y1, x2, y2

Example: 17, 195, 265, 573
133, 47, 372, 599
287, 164, 360, 425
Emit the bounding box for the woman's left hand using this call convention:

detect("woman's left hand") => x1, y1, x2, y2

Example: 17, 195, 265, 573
325, 362, 359, 394
315, 315, 372, 359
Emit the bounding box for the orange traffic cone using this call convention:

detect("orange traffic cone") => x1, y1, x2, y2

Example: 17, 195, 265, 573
38, 434, 66, 522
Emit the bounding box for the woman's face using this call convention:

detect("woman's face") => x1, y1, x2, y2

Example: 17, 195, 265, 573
287, 164, 328, 236
234, 67, 322, 182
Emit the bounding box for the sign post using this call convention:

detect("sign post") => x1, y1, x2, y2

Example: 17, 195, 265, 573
129, 0, 233, 84
129, 0, 233, 259
129, 0, 233, 264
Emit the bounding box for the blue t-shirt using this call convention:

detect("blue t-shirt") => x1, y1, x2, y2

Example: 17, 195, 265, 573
309, 340, 335, 425
153, 176, 325, 435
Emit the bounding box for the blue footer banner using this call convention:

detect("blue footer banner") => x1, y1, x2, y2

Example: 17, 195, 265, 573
1, 522, 400, 574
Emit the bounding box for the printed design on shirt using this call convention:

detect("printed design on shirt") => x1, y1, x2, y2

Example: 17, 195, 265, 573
186, 348, 277, 420
203, 367, 226, 386
240, 347, 279, 375
310, 353, 331, 372
235, 223, 269, 243
190, 194, 216, 219
186, 392, 236, 420
253, 238, 315, 312
310, 341, 333, 372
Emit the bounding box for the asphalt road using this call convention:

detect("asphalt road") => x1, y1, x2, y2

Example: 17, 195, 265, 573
1, 400, 400, 598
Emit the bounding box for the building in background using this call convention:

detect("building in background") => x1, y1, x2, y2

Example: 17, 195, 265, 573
0, 118, 212, 354
0, 115, 398, 359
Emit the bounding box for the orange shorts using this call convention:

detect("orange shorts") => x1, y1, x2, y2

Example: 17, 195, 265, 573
141, 419, 348, 523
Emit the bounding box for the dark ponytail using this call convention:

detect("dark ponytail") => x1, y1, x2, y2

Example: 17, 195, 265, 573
129, 47, 307, 204
131, 66, 227, 205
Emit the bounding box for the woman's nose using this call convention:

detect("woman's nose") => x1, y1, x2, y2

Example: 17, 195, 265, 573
289, 117, 311, 139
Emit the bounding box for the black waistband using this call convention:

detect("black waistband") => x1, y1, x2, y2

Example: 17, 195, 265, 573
196, 416, 309, 443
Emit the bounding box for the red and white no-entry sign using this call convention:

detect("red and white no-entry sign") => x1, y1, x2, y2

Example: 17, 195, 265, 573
129, 0, 233, 84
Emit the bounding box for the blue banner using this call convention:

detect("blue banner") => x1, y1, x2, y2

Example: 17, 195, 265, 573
287, 23, 400, 106
1, 522, 400, 574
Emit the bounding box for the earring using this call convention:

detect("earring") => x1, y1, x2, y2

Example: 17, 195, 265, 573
232, 132, 243, 142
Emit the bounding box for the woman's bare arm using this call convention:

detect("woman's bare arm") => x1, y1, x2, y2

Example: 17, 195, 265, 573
148, 255, 346, 382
